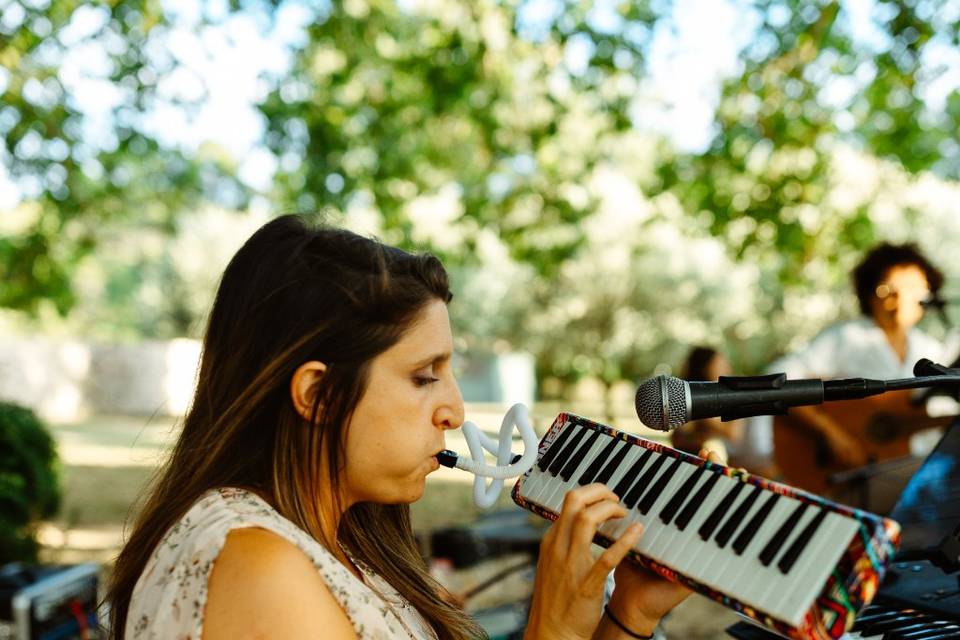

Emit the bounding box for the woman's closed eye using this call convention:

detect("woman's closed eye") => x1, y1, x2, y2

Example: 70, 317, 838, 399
413, 372, 440, 386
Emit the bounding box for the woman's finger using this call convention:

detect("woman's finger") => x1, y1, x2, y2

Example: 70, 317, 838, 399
554, 484, 621, 551
582, 522, 644, 595
699, 448, 724, 464
568, 498, 629, 552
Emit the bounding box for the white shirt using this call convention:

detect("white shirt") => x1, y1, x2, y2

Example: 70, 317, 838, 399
127, 488, 436, 639
732, 317, 956, 468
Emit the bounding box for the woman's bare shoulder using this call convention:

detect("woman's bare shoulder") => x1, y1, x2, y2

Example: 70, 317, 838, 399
202, 527, 357, 640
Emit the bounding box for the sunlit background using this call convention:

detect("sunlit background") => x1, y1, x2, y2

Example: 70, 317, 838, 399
2, 0, 960, 637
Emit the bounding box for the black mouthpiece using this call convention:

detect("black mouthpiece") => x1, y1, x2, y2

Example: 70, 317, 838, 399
436, 450, 458, 468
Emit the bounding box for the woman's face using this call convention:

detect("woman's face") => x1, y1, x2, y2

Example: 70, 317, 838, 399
705, 353, 732, 380
870, 264, 930, 330
341, 299, 464, 505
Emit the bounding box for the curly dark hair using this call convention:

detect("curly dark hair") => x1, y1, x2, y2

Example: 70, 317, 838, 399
852, 242, 944, 316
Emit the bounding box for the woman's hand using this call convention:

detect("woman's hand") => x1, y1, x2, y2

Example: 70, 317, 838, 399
601, 448, 726, 637
524, 484, 644, 640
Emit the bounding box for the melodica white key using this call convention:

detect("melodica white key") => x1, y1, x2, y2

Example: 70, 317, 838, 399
512, 413, 901, 640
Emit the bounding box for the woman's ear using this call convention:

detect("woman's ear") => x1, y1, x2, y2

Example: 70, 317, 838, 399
290, 361, 328, 422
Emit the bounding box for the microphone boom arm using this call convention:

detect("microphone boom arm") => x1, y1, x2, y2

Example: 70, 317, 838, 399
701, 373, 960, 422
639, 360, 960, 429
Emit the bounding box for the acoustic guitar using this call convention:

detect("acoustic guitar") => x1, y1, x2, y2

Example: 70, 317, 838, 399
772, 390, 953, 496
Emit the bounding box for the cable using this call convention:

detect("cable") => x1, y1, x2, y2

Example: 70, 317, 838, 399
458, 559, 535, 603
68, 599, 90, 640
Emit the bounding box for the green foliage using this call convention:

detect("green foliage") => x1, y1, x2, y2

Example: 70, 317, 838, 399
0, 402, 60, 563
0, 0, 236, 317
659, 0, 960, 264
656, 0, 960, 369
2, 0, 960, 387
259, 0, 655, 274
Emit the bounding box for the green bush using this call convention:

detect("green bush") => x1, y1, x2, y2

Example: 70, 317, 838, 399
0, 402, 61, 563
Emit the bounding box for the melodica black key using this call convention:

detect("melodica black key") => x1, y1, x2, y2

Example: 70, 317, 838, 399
714, 484, 763, 549
637, 457, 683, 514
594, 439, 631, 485
623, 454, 667, 509
731, 492, 779, 555
514, 412, 901, 640
612, 448, 653, 500
777, 507, 828, 574
674, 470, 720, 531
537, 423, 576, 472
547, 426, 585, 475
759, 501, 809, 567
660, 464, 706, 525
559, 429, 600, 481
698, 481, 745, 541
578, 436, 621, 485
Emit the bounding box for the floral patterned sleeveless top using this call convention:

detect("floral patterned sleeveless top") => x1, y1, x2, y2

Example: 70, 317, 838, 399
126, 488, 437, 639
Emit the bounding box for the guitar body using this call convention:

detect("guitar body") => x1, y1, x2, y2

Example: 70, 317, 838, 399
772, 391, 939, 496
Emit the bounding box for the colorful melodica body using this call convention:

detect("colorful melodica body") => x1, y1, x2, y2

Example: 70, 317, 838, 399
512, 413, 900, 640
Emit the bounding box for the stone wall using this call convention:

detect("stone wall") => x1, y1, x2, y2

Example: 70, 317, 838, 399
0, 338, 201, 422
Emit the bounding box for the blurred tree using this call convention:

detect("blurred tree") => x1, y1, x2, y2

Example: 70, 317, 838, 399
3, 0, 960, 390
259, 0, 657, 275
653, 0, 960, 370
657, 0, 960, 307
0, 0, 235, 321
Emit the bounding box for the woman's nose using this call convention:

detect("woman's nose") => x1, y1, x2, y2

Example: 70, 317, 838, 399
434, 378, 465, 430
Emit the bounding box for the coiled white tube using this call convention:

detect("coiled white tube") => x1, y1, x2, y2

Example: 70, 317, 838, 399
438, 403, 539, 509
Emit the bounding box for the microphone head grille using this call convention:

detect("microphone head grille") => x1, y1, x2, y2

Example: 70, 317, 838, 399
635, 375, 689, 431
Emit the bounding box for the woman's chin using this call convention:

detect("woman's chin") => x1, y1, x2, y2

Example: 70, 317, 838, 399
378, 479, 427, 505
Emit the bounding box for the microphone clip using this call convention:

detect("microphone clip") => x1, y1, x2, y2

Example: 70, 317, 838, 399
715, 373, 792, 421
913, 358, 960, 378
717, 373, 787, 391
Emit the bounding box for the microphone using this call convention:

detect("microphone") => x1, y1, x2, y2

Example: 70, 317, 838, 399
635, 373, 888, 431
920, 296, 957, 309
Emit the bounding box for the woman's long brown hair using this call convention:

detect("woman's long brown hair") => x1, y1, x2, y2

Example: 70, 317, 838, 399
106, 215, 484, 639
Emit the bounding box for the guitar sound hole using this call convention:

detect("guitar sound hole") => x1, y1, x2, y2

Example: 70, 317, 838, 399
866, 415, 900, 445
814, 439, 833, 466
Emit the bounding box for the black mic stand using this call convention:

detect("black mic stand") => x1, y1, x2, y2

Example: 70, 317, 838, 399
822, 359, 960, 513
932, 521, 960, 575
825, 456, 923, 515
921, 296, 958, 328
913, 357, 960, 379
912, 357, 960, 405
879, 520, 960, 612
851, 362, 960, 584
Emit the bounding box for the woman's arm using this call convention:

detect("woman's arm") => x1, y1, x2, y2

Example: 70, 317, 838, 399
203, 527, 358, 639
788, 405, 867, 467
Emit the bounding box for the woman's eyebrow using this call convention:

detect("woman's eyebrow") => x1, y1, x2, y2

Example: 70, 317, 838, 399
411, 352, 451, 368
